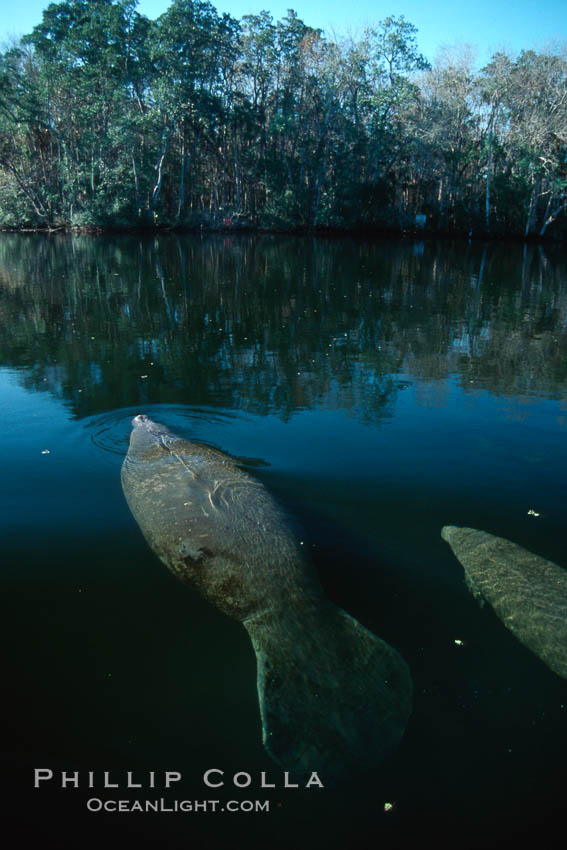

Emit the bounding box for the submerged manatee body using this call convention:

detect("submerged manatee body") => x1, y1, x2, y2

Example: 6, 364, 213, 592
121, 415, 412, 779
442, 525, 567, 679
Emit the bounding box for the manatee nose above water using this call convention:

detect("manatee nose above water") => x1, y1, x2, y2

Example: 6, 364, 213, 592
121, 416, 412, 781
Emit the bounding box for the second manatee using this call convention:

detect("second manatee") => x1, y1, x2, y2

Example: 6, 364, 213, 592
442, 525, 567, 679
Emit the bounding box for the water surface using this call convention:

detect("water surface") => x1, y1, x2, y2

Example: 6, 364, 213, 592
1, 234, 566, 849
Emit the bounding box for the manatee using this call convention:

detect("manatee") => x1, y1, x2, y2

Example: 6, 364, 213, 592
121, 415, 412, 780
441, 525, 567, 679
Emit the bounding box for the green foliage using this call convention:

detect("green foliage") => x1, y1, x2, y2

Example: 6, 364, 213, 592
0, 1, 565, 238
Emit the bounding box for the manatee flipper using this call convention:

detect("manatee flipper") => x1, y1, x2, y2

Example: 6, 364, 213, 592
442, 525, 567, 679
245, 600, 412, 781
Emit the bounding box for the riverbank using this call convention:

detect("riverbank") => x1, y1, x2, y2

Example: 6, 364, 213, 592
1, 221, 565, 245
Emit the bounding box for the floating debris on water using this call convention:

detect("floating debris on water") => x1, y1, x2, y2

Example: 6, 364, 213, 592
383, 802, 395, 812
527, 509, 540, 517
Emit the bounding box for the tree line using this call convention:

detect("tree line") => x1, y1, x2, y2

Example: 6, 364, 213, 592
0, 0, 566, 238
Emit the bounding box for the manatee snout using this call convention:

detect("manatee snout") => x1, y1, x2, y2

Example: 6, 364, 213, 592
441, 525, 480, 544
131, 414, 168, 437
441, 525, 456, 542
127, 414, 172, 456
132, 414, 150, 427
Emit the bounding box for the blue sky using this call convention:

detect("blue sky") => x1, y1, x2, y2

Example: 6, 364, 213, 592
2, 0, 566, 65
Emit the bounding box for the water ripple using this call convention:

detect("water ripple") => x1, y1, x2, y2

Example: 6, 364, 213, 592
84, 405, 245, 458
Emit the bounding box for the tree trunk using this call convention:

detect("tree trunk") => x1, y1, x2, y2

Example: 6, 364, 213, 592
131, 153, 140, 213
485, 130, 492, 234
150, 122, 172, 214
539, 195, 565, 236
524, 180, 537, 237
233, 125, 241, 212
176, 125, 186, 223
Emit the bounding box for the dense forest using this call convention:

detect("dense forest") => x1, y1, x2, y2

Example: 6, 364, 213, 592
0, 0, 566, 238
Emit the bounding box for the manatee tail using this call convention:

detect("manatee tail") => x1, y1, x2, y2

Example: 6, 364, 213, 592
243, 599, 412, 782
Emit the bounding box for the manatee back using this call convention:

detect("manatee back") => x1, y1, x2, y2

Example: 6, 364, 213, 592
122, 434, 321, 619
442, 526, 567, 679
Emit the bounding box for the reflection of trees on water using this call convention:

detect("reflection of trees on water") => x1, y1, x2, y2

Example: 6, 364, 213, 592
1, 234, 567, 421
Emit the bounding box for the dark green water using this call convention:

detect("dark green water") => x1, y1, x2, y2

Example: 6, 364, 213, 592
1, 233, 566, 849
